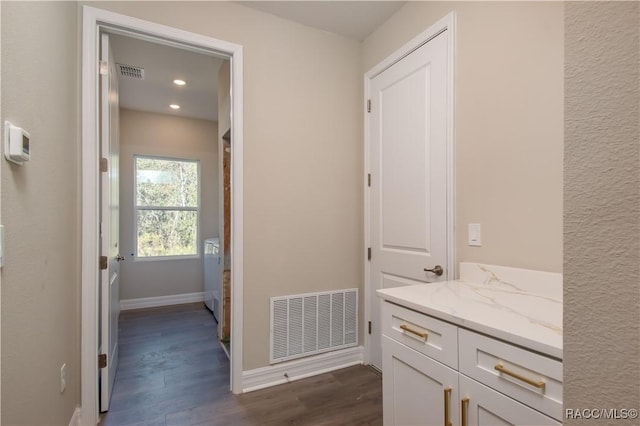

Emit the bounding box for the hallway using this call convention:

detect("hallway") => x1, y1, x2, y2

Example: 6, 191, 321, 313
100, 303, 382, 425
100, 303, 229, 425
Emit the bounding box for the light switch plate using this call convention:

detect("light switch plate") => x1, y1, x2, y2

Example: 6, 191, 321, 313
468, 223, 481, 246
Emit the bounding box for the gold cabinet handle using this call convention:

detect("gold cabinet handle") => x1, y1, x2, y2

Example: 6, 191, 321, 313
461, 397, 469, 426
494, 363, 545, 389
444, 387, 452, 426
400, 324, 428, 339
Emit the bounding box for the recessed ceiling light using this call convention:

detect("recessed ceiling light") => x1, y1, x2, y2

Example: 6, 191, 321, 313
173, 79, 186, 86
169, 104, 181, 110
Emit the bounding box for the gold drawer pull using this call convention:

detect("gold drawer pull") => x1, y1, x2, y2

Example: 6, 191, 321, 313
461, 397, 469, 426
494, 363, 546, 389
443, 387, 452, 426
400, 324, 428, 339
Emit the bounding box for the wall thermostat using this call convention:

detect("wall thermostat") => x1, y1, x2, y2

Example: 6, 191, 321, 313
4, 121, 30, 165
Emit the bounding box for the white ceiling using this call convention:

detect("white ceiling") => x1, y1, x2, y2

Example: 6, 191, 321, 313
240, 1, 406, 41
108, 2, 405, 122
109, 34, 225, 122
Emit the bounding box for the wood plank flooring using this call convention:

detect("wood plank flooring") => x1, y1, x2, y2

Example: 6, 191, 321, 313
100, 302, 382, 426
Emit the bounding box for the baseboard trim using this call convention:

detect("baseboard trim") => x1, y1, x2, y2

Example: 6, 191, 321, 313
120, 292, 205, 311
69, 407, 81, 426
242, 346, 364, 393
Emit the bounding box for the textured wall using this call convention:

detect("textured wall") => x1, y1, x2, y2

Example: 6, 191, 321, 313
119, 109, 218, 300
564, 2, 640, 424
0, 2, 80, 424
363, 2, 564, 274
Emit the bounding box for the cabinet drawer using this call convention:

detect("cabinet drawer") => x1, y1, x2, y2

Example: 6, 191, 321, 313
459, 375, 560, 426
459, 329, 562, 421
382, 301, 458, 369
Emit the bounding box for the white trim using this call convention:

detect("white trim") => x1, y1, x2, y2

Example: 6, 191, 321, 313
365, 13, 455, 80
363, 12, 456, 367
229, 43, 245, 397
242, 346, 364, 393
81, 7, 101, 424
68, 407, 82, 426
446, 13, 456, 282
120, 292, 205, 311
363, 76, 372, 365
82, 6, 244, 425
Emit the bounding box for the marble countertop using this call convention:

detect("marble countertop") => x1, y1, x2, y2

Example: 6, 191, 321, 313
376, 263, 563, 360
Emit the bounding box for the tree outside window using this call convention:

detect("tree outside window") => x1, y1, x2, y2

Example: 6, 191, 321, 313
135, 156, 199, 258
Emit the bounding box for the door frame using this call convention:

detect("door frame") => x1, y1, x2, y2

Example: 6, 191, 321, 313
363, 12, 456, 366
81, 6, 245, 424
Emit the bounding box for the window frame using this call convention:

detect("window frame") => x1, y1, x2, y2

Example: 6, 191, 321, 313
133, 154, 201, 262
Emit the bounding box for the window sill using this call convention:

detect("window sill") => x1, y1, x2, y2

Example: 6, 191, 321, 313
134, 255, 201, 263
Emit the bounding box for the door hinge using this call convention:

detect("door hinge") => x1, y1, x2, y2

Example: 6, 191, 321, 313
367, 99, 371, 113
98, 353, 107, 369
368, 321, 372, 335
99, 60, 108, 76
100, 157, 108, 173
367, 247, 371, 261
99, 256, 108, 270
367, 173, 371, 187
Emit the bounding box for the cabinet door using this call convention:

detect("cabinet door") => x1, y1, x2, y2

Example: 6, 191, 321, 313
459, 375, 560, 426
383, 336, 459, 426
458, 329, 562, 420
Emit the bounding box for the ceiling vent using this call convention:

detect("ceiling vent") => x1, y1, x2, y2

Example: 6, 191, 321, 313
117, 63, 145, 80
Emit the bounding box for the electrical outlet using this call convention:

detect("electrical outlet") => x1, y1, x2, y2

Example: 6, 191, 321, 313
60, 363, 67, 393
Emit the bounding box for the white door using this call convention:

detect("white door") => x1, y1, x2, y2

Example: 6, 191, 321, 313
99, 32, 121, 412
368, 30, 450, 370
382, 336, 459, 426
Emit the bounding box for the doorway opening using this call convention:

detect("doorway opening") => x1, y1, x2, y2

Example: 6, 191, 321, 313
82, 6, 244, 425
100, 31, 231, 415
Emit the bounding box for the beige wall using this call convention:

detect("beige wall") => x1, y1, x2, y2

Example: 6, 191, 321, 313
119, 109, 218, 300
0, 2, 80, 425
85, 1, 363, 370
564, 2, 640, 424
363, 2, 564, 274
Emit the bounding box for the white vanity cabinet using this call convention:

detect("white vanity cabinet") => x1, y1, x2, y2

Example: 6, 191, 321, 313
381, 301, 562, 426
382, 302, 459, 426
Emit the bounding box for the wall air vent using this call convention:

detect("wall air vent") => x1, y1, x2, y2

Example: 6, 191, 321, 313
270, 288, 358, 364
117, 63, 145, 80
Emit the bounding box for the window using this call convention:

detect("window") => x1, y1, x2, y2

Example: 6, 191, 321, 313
135, 156, 199, 258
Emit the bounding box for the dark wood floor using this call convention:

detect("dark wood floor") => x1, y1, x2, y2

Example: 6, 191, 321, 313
100, 302, 382, 426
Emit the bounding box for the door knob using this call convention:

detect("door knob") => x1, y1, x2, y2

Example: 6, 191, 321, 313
424, 265, 443, 276
116, 254, 125, 262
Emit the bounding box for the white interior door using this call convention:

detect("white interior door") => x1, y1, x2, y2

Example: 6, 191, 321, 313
368, 30, 450, 371
99, 32, 121, 412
